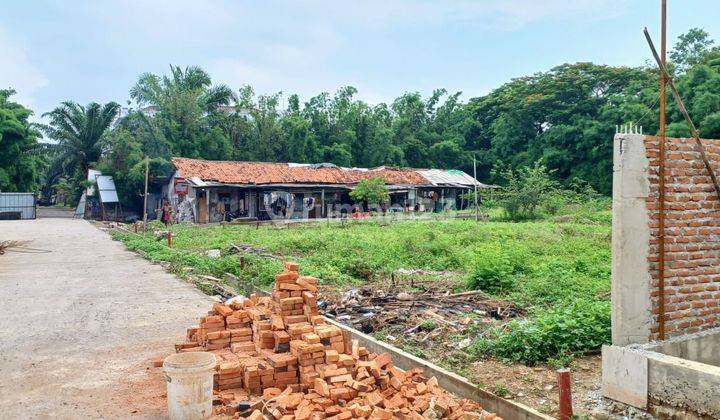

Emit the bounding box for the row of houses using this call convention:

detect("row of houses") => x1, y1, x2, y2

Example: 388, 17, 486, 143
160, 157, 491, 223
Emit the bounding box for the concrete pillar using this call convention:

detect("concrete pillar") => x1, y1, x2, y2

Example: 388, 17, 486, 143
612, 134, 653, 345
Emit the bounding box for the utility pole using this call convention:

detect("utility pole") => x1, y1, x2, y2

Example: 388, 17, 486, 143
473, 154, 479, 222
657, 0, 667, 341
143, 155, 149, 232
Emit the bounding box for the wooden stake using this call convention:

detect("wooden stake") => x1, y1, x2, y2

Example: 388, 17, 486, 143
473, 154, 479, 222
557, 369, 573, 420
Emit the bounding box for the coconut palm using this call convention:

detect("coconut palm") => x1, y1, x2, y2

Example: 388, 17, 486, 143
38, 101, 120, 178
129, 65, 235, 158
130, 65, 235, 112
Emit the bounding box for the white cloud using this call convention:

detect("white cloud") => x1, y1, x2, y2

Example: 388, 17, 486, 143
0, 27, 48, 110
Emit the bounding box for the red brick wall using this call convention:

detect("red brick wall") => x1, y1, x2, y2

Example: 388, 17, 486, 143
644, 135, 720, 339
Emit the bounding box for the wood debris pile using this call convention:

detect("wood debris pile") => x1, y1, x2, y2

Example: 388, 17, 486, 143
174, 262, 499, 419
321, 281, 521, 335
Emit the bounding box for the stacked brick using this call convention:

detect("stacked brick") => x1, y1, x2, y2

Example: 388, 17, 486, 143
174, 262, 496, 419
643, 135, 720, 339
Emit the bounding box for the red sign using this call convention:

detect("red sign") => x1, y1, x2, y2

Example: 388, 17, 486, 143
174, 178, 189, 195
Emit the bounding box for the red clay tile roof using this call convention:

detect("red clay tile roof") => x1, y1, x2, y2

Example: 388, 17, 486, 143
171, 157, 431, 186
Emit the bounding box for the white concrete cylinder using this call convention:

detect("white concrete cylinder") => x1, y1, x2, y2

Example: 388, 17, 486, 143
163, 352, 216, 420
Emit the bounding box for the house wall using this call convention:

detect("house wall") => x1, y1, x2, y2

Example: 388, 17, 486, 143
613, 134, 720, 345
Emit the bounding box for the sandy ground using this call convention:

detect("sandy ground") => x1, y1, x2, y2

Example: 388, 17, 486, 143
0, 218, 212, 419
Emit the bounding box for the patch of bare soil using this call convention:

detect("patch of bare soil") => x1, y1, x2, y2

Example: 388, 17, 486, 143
116, 357, 168, 418
468, 355, 602, 417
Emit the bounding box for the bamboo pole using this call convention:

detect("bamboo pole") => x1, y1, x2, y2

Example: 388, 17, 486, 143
142, 156, 149, 232
657, 0, 667, 341
658, 0, 667, 340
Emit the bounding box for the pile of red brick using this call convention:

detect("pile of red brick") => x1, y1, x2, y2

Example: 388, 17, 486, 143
173, 262, 497, 419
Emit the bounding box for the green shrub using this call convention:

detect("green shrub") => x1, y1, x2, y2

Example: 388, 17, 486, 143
340, 257, 377, 281
492, 162, 558, 220
541, 191, 567, 215
493, 383, 509, 397
419, 320, 438, 331
482, 299, 611, 365
466, 245, 527, 294
548, 353, 574, 369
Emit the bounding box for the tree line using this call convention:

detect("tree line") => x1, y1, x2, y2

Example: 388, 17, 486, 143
1, 28, 719, 208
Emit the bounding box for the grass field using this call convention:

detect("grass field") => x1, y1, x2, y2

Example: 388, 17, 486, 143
112, 202, 611, 365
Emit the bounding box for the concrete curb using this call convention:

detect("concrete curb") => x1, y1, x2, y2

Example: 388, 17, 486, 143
236, 282, 552, 420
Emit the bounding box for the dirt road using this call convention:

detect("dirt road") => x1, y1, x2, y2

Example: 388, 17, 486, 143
0, 219, 212, 419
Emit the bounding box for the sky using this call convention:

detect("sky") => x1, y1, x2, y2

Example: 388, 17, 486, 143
2, 0, 719, 120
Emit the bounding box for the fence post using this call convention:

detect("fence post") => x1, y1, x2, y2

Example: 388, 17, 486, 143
557, 368, 573, 420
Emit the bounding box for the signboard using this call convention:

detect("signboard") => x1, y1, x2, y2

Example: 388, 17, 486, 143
174, 177, 189, 195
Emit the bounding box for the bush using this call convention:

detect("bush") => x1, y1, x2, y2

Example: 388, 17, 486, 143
340, 257, 377, 281
476, 299, 611, 365
419, 320, 438, 331
492, 162, 558, 220
466, 245, 527, 294
541, 191, 567, 215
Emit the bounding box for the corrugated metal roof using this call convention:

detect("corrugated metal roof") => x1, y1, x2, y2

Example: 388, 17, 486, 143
417, 169, 490, 188
172, 158, 430, 186
95, 175, 119, 203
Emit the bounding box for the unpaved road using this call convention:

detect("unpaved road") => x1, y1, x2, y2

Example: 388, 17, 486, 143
0, 219, 212, 419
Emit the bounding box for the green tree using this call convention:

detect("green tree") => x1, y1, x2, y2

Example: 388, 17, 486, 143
350, 178, 389, 206
249, 93, 283, 161
430, 140, 465, 169
130, 65, 235, 159
0, 89, 43, 192
283, 114, 316, 163
38, 101, 120, 196
493, 162, 558, 220
52, 177, 72, 206
322, 142, 353, 166
468, 62, 657, 194
669, 28, 716, 72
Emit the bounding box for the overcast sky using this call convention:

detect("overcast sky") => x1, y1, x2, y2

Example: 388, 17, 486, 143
2, 0, 719, 119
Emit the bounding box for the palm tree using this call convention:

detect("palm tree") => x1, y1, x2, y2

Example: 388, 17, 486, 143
130, 65, 235, 112
129, 65, 235, 158
38, 101, 120, 178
